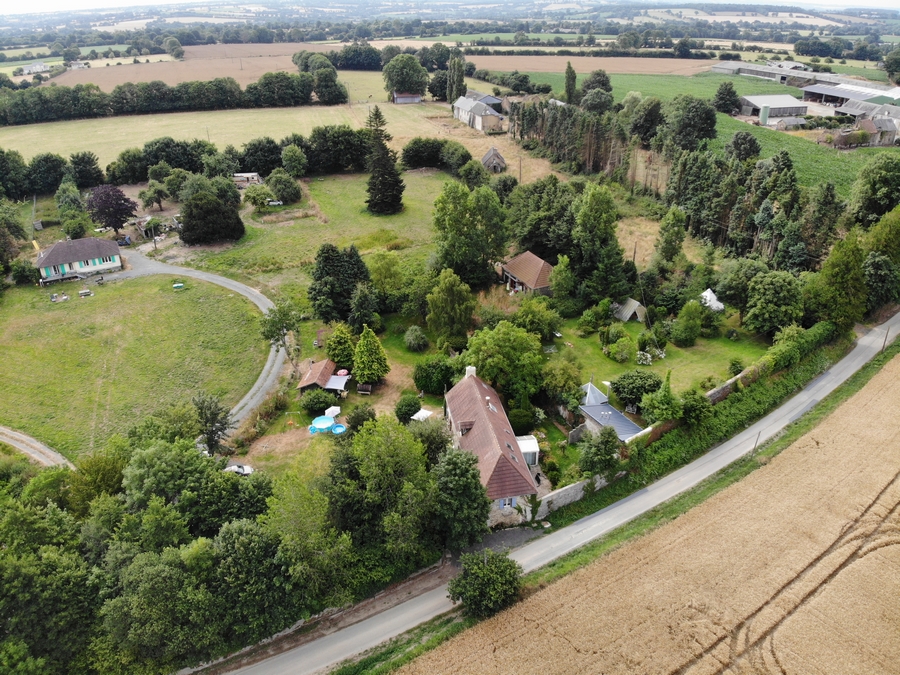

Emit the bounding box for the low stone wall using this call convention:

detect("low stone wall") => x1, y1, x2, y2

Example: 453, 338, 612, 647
522, 474, 609, 521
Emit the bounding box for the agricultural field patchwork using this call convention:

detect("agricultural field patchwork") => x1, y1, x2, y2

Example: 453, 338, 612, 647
0, 276, 268, 458
400, 353, 900, 675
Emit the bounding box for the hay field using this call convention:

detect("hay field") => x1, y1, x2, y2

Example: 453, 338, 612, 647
401, 354, 900, 675
467, 55, 713, 75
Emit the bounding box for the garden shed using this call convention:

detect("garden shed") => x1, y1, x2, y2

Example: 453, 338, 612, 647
481, 147, 506, 173
392, 91, 422, 104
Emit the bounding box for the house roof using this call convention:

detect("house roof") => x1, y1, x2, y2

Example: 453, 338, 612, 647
777, 117, 807, 127
453, 96, 502, 117
613, 298, 646, 322
482, 147, 506, 168
37, 238, 119, 268
502, 251, 553, 291
874, 117, 898, 131
465, 89, 502, 106
580, 382, 643, 442
298, 359, 336, 389
445, 373, 537, 500
858, 118, 879, 134
393, 91, 422, 98
740, 94, 807, 109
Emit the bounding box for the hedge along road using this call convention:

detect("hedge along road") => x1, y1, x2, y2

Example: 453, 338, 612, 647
0, 248, 285, 467
229, 312, 900, 675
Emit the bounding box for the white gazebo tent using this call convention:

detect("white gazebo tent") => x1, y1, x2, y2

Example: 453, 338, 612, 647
700, 288, 725, 312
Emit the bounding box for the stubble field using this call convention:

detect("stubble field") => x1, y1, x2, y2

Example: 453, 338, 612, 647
400, 354, 900, 675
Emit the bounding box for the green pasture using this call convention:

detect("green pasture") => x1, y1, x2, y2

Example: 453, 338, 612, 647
189, 171, 448, 292
556, 313, 768, 396
0, 276, 268, 458
713, 115, 900, 196
0, 71, 449, 166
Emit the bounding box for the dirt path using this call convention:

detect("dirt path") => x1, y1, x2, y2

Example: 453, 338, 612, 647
399, 355, 900, 675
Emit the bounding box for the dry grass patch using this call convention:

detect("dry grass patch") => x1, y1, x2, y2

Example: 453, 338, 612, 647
466, 55, 714, 75
399, 354, 900, 675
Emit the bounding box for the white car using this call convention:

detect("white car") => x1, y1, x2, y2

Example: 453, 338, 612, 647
224, 464, 254, 476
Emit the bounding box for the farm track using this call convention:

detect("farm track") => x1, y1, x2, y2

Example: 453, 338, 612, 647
2, 249, 284, 466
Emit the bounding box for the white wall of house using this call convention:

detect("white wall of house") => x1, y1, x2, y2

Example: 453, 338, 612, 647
40, 255, 121, 280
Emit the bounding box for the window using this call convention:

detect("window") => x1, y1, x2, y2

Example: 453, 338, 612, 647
499, 497, 517, 509
100, 256, 113, 264
81, 260, 90, 268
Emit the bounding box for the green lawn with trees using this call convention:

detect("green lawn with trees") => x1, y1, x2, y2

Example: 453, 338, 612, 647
0, 277, 268, 457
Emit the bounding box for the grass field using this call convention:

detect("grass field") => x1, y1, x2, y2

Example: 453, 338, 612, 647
0, 276, 268, 458
186, 171, 448, 293
713, 114, 900, 196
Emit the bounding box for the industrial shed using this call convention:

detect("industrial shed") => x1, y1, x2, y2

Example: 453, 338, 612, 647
739, 95, 807, 118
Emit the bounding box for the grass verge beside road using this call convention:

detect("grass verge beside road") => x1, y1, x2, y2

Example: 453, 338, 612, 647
0, 276, 268, 458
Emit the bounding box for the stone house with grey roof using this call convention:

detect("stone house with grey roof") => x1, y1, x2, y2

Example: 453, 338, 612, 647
36, 238, 121, 284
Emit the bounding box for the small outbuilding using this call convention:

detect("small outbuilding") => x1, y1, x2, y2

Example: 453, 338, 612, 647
297, 359, 350, 394
453, 96, 504, 133
579, 382, 643, 443
500, 251, 553, 295
232, 173, 262, 188
739, 94, 807, 118
481, 147, 506, 173
776, 117, 807, 131
36, 238, 122, 284
392, 91, 422, 104
613, 298, 647, 323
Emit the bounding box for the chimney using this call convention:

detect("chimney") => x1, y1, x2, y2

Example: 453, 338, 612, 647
465, 366, 476, 379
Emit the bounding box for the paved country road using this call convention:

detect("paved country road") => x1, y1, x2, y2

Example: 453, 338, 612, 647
230, 313, 900, 675
1, 249, 285, 466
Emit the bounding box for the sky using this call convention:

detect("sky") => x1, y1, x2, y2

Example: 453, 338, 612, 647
2, 0, 898, 19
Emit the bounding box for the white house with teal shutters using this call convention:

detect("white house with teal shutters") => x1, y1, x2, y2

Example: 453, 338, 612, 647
36, 239, 122, 284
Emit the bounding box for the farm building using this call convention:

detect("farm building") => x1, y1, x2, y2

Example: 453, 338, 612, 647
297, 359, 350, 394
776, 117, 807, 130
579, 382, 643, 442
445, 367, 537, 519
232, 173, 262, 188
613, 298, 647, 323
835, 100, 900, 122
465, 89, 502, 112
500, 251, 553, 295
68, 61, 89, 69
481, 147, 506, 173
856, 117, 899, 146
36, 238, 122, 284
392, 91, 422, 104
22, 62, 49, 75
452, 96, 503, 133
739, 95, 807, 118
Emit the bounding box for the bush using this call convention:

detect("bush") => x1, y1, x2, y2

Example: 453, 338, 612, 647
671, 300, 703, 347
404, 325, 429, 352
265, 168, 303, 204
413, 354, 455, 395
608, 336, 636, 363
346, 402, 376, 433
508, 408, 534, 435
600, 322, 627, 347
394, 394, 421, 425
10, 259, 40, 285
299, 388, 338, 415
577, 301, 612, 337
401, 137, 445, 169
448, 550, 522, 618
681, 388, 712, 426
610, 370, 663, 408
439, 141, 472, 177
728, 358, 744, 377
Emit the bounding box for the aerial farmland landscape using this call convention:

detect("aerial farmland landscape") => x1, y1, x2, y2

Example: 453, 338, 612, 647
0, 0, 899, 673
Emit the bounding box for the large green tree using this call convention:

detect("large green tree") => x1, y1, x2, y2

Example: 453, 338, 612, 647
260, 299, 303, 374
655, 206, 686, 263
665, 94, 717, 151
366, 140, 405, 215
815, 230, 868, 331
847, 153, 900, 227
432, 450, 490, 552
382, 54, 429, 97
464, 321, 544, 401
180, 192, 244, 245
712, 80, 740, 113
715, 257, 769, 324
446, 56, 466, 104
433, 181, 507, 288
307, 243, 370, 322
426, 268, 476, 341
570, 183, 630, 304
564, 61, 577, 103
353, 326, 390, 384
325, 322, 357, 370
744, 270, 804, 335
884, 47, 900, 85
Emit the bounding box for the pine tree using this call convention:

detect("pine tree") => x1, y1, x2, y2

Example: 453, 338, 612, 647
365, 105, 392, 145
348, 282, 379, 333
366, 140, 405, 215
353, 325, 390, 384
655, 206, 686, 263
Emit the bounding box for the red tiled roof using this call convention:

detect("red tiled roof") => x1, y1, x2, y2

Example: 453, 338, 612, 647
298, 359, 336, 390
502, 251, 553, 291
445, 373, 537, 501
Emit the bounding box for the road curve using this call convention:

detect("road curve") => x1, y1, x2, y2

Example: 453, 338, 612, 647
1, 249, 285, 467
231, 313, 900, 675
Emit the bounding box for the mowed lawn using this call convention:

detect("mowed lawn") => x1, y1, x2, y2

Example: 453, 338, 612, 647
0, 276, 268, 458
189, 170, 448, 292
556, 314, 768, 394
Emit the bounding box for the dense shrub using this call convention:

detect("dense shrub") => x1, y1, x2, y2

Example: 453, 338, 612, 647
404, 325, 429, 352
10, 259, 40, 285
265, 168, 303, 204
610, 370, 663, 408
395, 394, 422, 424
413, 354, 455, 395
508, 408, 534, 436
608, 336, 636, 363
402, 137, 445, 168
448, 550, 522, 618
439, 141, 472, 177
299, 388, 338, 415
